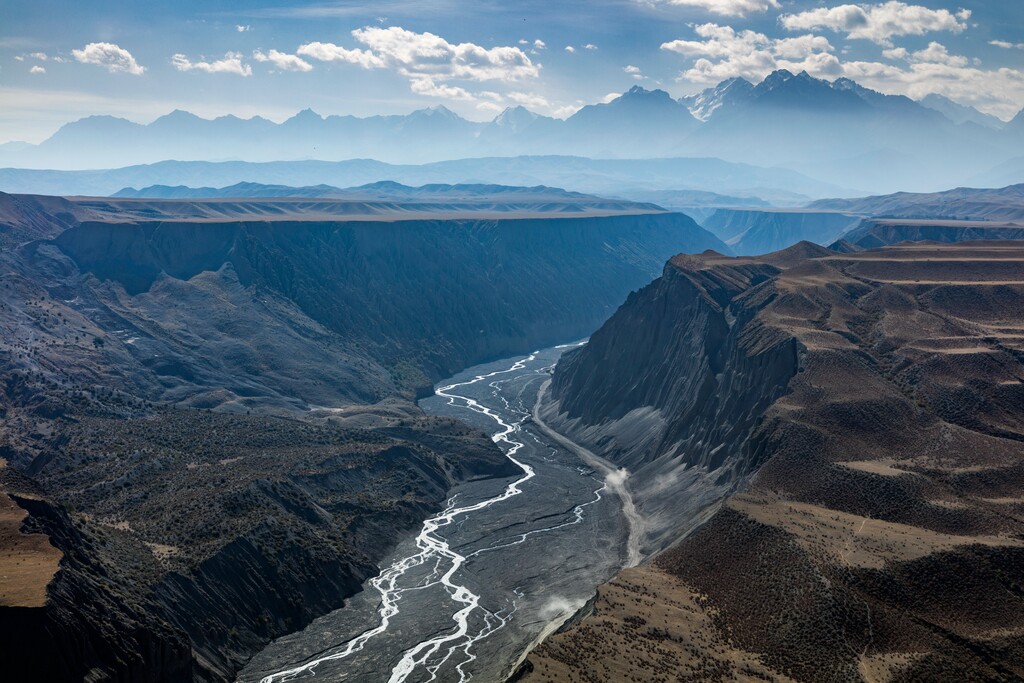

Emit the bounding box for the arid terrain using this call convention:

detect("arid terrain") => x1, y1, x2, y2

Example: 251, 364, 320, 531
0, 188, 724, 681
523, 241, 1024, 682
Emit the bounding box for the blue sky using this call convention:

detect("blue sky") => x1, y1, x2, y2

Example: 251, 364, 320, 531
3, 1, 1024, 142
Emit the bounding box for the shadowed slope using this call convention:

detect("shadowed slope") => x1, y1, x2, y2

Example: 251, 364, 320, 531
523, 242, 1024, 683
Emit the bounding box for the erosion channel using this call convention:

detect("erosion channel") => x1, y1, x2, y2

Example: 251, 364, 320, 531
239, 343, 633, 682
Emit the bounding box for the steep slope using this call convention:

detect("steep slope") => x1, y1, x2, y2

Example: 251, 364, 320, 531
0, 402, 514, 682
36, 211, 723, 408
702, 209, 861, 254
524, 242, 1024, 682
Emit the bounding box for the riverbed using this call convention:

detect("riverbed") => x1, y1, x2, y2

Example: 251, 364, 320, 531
238, 343, 632, 683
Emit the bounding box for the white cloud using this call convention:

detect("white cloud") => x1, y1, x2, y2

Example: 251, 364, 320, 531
780, 2, 970, 46
296, 42, 384, 68
294, 26, 573, 117
236, 25, 252, 32
848, 42, 1024, 118
624, 64, 646, 80
30, 65, 45, 74
409, 77, 474, 100
252, 49, 313, 72
601, 92, 621, 103
14, 55, 24, 61
172, 52, 252, 76
565, 45, 576, 53
298, 25, 539, 108
644, 0, 780, 17
29, 52, 47, 61
908, 41, 967, 67
507, 91, 551, 108
584, 44, 598, 50
662, 23, 840, 83
72, 42, 145, 75
553, 103, 582, 118
991, 39, 1024, 50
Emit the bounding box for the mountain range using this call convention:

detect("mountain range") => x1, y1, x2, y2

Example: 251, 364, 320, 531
0, 155, 849, 204
3, 71, 1022, 194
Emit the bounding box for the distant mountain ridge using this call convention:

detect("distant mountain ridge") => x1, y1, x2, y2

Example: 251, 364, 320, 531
809, 183, 1024, 222
3, 70, 1020, 193
0, 155, 850, 202
112, 180, 598, 200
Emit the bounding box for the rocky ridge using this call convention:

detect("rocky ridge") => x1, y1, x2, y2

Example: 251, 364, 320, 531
524, 241, 1024, 682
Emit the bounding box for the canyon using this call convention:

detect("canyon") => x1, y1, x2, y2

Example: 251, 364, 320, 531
2, 182, 1024, 683
0, 188, 723, 681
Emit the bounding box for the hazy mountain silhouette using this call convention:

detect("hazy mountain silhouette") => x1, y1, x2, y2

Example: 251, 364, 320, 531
1, 71, 1019, 193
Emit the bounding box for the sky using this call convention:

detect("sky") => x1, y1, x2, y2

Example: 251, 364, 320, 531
2, 0, 1024, 142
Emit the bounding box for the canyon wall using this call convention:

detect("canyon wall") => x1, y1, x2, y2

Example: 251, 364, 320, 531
526, 242, 1024, 682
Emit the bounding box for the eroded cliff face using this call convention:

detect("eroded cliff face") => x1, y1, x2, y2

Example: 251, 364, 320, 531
542, 252, 800, 550
33, 213, 725, 409
0, 409, 517, 683
526, 242, 1024, 683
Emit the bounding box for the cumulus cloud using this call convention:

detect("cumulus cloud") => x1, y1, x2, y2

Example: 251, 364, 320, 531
172, 52, 252, 76
662, 23, 840, 83
72, 42, 145, 75
296, 42, 384, 68
780, 2, 970, 45
644, 0, 780, 16
253, 49, 313, 72
29, 52, 47, 61
624, 64, 646, 80
565, 45, 576, 53
907, 41, 967, 67
584, 44, 598, 50
409, 77, 474, 100
236, 25, 252, 32
30, 65, 45, 74
294, 26, 577, 116
298, 26, 539, 107
991, 39, 1024, 50
848, 43, 1024, 118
